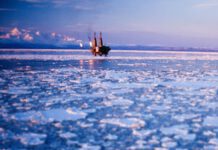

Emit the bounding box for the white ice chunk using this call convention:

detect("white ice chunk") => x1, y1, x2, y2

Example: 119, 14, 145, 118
103, 97, 133, 107
209, 138, 218, 145
59, 132, 76, 139
203, 116, 218, 127
13, 108, 87, 122
105, 134, 118, 140
19, 133, 47, 146
173, 114, 199, 122
161, 124, 189, 136
80, 143, 101, 150
100, 118, 145, 129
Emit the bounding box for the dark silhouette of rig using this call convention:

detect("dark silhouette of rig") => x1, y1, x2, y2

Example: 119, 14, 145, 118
89, 32, 111, 56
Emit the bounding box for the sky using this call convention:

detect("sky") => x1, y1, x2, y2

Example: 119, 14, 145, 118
1, 0, 218, 48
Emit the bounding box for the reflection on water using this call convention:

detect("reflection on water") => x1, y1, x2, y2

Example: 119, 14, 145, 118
82, 59, 109, 70
79, 59, 84, 69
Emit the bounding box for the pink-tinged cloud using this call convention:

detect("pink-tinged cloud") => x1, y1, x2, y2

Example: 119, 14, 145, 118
0, 33, 10, 39
63, 35, 75, 42
23, 33, 33, 41
194, 1, 218, 8
51, 32, 56, 37
35, 31, 40, 36
10, 27, 21, 37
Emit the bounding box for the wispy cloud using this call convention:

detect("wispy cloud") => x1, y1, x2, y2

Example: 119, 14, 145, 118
21, 0, 47, 3
74, 5, 94, 11
66, 23, 93, 32
194, 1, 218, 8
20, 0, 102, 10
0, 27, 11, 32
0, 33, 10, 39
0, 8, 16, 11
21, 0, 72, 7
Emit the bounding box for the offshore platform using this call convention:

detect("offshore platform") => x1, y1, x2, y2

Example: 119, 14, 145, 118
89, 32, 111, 56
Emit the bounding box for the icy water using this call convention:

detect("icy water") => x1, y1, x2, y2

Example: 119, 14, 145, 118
1, 49, 218, 149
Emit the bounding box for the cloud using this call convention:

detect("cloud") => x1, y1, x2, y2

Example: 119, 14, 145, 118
20, 0, 104, 11
63, 35, 75, 42
0, 26, 82, 46
0, 8, 16, 11
10, 27, 21, 37
0, 33, 10, 39
51, 32, 56, 37
21, 0, 72, 7
74, 5, 94, 11
35, 31, 40, 36
194, 1, 218, 8
0, 27, 11, 32
21, 0, 47, 3
23, 33, 33, 41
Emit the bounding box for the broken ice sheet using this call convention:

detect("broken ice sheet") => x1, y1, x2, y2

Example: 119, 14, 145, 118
203, 116, 218, 127
1, 50, 218, 149
100, 118, 145, 129
102, 97, 133, 107
18, 133, 47, 146
0, 86, 32, 95
80, 143, 101, 150
13, 108, 87, 122
161, 137, 177, 148
161, 124, 189, 136
160, 124, 196, 141
173, 114, 199, 122
59, 132, 76, 139
104, 134, 118, 140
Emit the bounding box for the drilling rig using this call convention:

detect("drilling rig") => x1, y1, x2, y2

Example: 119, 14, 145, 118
89, 32, 111, 56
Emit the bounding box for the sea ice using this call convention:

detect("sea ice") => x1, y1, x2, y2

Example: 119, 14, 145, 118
1, 50, 218, 149
203, 116, 218, 127
160, 124, 189, 136
80, 143, 101, 150
173, 114, 199, 122
132, 129, 154, 138
13, 108, 87, 122
100, 118, 145, 129
104, 134, 118, 140
161, 138, 177, 148
102, 97, 133, 107
18, 133, 47, 146
1, 87, 31, 95
209, 138, 218, 145
59, 132, 76, 139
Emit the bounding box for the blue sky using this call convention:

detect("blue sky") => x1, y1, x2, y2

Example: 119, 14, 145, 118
1, 0, 218, 47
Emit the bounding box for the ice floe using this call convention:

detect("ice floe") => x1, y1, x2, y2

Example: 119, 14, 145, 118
209, 138, 218, 146
102, 97, 133, 107
80, 143, 101, 150
161, 137, 177, 148
59, 132, 76, 139
203, 116, 218, 127
104, 134, 118, 140
18, 133, 47, 146
100, 118, 145, 128
13, 108, 87, 122
173, 114, 199, 122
